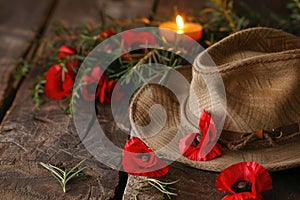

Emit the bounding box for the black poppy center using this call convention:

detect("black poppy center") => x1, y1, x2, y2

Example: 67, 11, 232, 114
86, 83, 98, 94
232, 180, 252, 193
192, 134, 201, 147
139, 154, 150, 162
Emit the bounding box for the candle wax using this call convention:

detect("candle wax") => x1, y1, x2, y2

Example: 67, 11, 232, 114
159, 22, 203, 41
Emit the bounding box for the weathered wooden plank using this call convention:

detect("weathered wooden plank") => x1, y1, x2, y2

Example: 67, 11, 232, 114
47, 0, 103, 27
0, 0, 55, 120
124, 161, 300, 199
123, 162, 223, 200
0, 0, 156, 199
0, 74, 127, 199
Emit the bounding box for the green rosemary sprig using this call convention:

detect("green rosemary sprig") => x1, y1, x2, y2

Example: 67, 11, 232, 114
14, 58, 30, 78
32, 75, 46, 107
134, 178, 179, 200
197, 0, 249, 46
40, 159, 87, 193
115, 47, 188, 87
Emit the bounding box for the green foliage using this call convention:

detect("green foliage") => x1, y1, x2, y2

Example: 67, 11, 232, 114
111, 48, 189, 87
134, 178, 179, 200
28, 0, 299, 113
282, 0, 300, 35
14, 58, 30, 78
193, 0, 300, 46
30, 23, 120, 112
197, 0, 249, 46
237, 0, 300, 36
40, 159, 87, 193
31, 75, 46, 107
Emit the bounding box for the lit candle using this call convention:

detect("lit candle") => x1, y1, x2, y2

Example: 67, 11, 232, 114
159, 15, 203, 41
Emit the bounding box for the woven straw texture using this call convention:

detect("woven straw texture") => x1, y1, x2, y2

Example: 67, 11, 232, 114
192, 27, 300, 133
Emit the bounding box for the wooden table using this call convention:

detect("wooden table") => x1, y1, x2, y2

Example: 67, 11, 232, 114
0, 0, 299, 199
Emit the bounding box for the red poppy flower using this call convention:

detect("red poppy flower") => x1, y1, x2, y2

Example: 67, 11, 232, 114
99, 29, 115, 38
44, 64, 74, 100
65, 60, 80, 78
97, 77, 116, 104
122, 137, 170, 177
58, 45, 77, 59
179, 110, 222, 161
98, 78, 116, 104
97, 71, 123, 104
58, 45, 80, 77
121, 30, 156, 61
216, 162, 272, 200
82, 67, 102, 101
80, 66, 122, 104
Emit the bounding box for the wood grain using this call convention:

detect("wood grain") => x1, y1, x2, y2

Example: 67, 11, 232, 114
0, 0, 153, 199
0, 77, 124, 199
123, 162, 223, 200
0, 0, 55, 120
124, 161, 300, 200
47, 0, 103, 27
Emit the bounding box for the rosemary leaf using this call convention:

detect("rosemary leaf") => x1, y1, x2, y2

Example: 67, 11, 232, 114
40, 159, 87, 193
134, 178, 178, 200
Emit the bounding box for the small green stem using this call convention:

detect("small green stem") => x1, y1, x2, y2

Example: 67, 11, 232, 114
40, 160, 86, 193
134, 178, 178, 200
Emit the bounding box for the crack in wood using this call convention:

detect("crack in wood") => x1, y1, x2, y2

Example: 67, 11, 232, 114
0, 0, 59, 124
111, 171, 128, 200
33, 116, 55, 124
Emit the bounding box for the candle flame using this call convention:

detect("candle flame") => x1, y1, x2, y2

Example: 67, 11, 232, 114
176, 15, 184, 28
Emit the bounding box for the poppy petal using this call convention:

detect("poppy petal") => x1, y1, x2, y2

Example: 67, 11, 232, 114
100, 29, 115, 38
44, 65, 73, 100
179, 110, 222, 161
66, 60, 80, 77
99, 79, 107, 104
179, 133, 222, 161
216, 162, 272, 200
81, 67, 103, 101
58, 45, 77, 59
247, 162, 272, 193
222, 192, 262, 200
120, 30, 156, 61
122, 137, 169, 177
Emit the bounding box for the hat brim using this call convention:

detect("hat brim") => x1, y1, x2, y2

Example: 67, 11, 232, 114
129, 65, 300, 172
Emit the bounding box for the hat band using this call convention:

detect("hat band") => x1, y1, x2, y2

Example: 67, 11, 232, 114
220, 122, 300, 150
182, 95, 300, 150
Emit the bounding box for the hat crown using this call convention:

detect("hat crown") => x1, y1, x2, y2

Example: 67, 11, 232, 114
190, 27, 300, 133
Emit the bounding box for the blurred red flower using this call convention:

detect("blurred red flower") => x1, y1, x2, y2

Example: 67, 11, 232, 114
44, 64, 74, 100
57, 45, 80, 77
122, 137, 169, 177
97, 75, 117, 104
82, 67, 102, 101
121, 30, 156, 61
81, 66, 122, 104
58, 45, 77, 59
179, 110, 222, 161
99, 29, 116, 38
97, 70, 122, 104
216, 162, 272, 200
